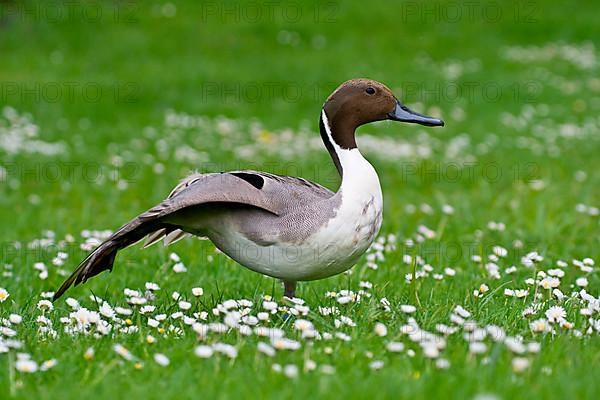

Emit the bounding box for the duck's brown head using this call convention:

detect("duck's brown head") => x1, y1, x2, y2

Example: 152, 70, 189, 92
321, 79, 444, 150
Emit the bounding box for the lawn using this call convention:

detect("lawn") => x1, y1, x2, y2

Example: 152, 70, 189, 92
1, 0, 599, 399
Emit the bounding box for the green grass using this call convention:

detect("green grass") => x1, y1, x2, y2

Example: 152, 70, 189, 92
1, 0, 600, 399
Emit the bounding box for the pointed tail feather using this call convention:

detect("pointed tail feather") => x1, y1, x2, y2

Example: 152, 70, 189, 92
53, 217, 164, 301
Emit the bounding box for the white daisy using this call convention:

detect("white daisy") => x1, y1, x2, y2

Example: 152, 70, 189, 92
172, 262, 187, 273
469, 342, 487, 354
154, 353, 170, 366
283, 364, 299, 378
37, 300, 53, 311
15, 359, 38, 373
400, 304, 416, 313
113, 344, 133, 361
145, 282, 160, 291
575, 277, 588, 287
212, 342, 237, 358
257, 342, 275, 357
40, 359, 58, 371
369, 360, 384, 370
374, 322, 387, 337
539, 277, 560, 289
386, 342, 405, 352
515, 289, 528, 298
9, 314, 22, 324
83, 347, 94, 360
493, 246, 508, 257
65, 297, 80, 310
530, 319, 549, 333
194, 345, 213, 358
293, 319, 314, 332
545, 306, 566, 323
512, 357, 529, 373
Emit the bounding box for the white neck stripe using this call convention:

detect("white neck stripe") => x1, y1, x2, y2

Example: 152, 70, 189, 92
321, 110, 341, 153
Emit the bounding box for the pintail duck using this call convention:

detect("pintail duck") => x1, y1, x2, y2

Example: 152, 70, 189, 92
54, 79, 443, 300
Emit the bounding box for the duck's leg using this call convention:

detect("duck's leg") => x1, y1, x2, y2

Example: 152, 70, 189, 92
283, 280, 296, 298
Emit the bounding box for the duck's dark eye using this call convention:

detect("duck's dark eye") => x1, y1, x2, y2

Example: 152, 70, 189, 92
365, 87, 375, 95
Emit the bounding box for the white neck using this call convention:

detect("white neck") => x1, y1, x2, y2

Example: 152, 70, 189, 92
321, 110, 382, 197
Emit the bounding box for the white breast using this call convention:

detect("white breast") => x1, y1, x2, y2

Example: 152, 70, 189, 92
222, 157, 383, 281
210, 112, 383, 281
280, 114, 384, 280
306, 147, 383, 278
